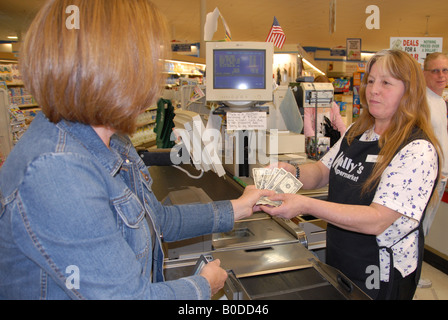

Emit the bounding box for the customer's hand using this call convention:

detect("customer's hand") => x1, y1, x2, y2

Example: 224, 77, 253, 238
200, 259, 228, 296
230, 185, 276, 221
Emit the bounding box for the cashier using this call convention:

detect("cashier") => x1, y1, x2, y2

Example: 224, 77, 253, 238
0, 0, 274, 300
260, 49, 441, 300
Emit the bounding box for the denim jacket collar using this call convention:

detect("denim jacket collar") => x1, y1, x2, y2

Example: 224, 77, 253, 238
56, 118, 125, 176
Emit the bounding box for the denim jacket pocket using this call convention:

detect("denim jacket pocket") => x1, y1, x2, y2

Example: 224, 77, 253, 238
112, 189, 145, 229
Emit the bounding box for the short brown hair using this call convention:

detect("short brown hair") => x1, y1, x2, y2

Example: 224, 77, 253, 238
424, 52, 448, 70
313, 75, 330, 83
20, 0, 170, 134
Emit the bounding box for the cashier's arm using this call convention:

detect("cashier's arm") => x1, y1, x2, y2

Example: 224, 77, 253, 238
262, 161, 402, 236
268, 161, 330, 190
262, 193, 402, 236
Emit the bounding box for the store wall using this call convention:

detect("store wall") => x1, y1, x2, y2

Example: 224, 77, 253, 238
0, 44, 12, 53
426, 199, 448, 258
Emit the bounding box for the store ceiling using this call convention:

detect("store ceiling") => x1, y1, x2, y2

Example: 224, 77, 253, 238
1, 0, 448, 53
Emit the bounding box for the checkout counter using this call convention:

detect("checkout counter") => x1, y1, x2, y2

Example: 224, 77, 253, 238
143, 79, 371, 299
148, 164, 371, 300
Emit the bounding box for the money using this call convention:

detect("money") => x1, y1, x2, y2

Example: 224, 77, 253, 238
255, 197, 283, 207
252, 168, 270, 189
253, 167, 303, 207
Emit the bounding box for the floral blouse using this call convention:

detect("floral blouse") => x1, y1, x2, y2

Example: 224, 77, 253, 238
321, 126, 438, 281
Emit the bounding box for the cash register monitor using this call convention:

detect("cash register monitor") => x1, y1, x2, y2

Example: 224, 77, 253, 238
206, 41, 274, 110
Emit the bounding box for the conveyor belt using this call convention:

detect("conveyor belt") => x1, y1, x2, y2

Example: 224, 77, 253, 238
238, 268, 344, 300
149, 165, 369, 299
218, 244, 371, 300
212, 213, 307, 251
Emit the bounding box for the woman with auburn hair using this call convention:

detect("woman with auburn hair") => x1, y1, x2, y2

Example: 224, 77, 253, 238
0, 0, 273, 300
261, 50, 441, 300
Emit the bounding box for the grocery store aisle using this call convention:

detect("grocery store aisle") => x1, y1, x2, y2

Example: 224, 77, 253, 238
414, 262, 448, 300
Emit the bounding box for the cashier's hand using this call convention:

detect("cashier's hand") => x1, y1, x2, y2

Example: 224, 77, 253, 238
200, 259, 228, 296
230, 185, 276, 221
266, 161, 296, 175
259, 193, 305, 220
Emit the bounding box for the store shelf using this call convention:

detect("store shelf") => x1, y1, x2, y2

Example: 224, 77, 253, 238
132, 55, 206, 149
0, 88, 12, 167
131, 106, 158, 148
164, 54, 205, 87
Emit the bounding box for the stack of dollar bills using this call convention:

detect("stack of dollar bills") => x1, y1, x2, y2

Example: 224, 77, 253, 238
253, 167, 303, 207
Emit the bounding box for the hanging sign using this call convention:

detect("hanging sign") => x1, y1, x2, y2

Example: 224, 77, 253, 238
346, 38, 362, 61
390, 37, 443, 64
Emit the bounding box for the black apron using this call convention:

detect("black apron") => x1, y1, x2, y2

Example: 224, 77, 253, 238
326, 129, 433, 300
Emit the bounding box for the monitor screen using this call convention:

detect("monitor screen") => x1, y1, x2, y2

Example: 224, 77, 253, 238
206, 42, 274, 107
213, 49, 266, 90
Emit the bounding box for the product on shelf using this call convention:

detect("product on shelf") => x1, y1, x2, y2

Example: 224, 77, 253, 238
8, 85, 38, 107
130, 124, 157, 146
9, 106, 27, 145
0, 64, 22, 84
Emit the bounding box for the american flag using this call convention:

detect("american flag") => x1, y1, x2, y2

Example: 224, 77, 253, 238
266, 16, 286, 49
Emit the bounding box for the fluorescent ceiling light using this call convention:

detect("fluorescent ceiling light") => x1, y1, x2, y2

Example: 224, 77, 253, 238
302, 58, 325, 75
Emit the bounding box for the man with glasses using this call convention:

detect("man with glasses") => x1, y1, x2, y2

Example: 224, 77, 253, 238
419, 52, 448, 288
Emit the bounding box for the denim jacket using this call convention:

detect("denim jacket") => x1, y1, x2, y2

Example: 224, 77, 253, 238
0, 112, 234, 300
